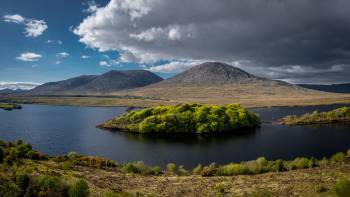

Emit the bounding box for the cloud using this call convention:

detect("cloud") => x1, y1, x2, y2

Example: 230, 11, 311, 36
83, 0, 100, 13
147, 60, 204, 73
56, 52, 70, 58
4, 14, 47, 37
81, 55, 90, 59
24, 19, 48, 37
47, 40, 63, 44
3, 14, 25, 24
16, 52, 42, 62
0, 81, 40, 90
74, 0, 350, 83
99, 61, 111, 67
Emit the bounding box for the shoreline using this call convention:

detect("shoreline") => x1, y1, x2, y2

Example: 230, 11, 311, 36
1, 95, 350, 109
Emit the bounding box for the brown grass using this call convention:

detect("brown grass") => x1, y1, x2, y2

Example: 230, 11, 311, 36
29, 160, 350, 196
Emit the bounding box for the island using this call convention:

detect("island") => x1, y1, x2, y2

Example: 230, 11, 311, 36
0, 103, 22, 110
98, 103, 260, 133
278, 106, 350, 125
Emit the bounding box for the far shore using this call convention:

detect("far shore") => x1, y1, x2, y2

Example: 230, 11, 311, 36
1, 94, 350, 109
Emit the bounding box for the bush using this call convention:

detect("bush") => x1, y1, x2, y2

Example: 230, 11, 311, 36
104, 190, 121, 197
166, 163, 177, 175
332, 152, 346, 164
192, 164, 202, 175
68, 179, 89, 197
334, 178, 350, 197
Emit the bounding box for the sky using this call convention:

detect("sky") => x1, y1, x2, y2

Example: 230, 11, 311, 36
1, 0, 350, 89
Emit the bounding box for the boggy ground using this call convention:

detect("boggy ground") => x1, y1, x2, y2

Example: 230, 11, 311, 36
28, 160, 350, 197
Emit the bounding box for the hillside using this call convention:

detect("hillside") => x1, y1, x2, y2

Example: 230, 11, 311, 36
26, 70, 163, 95
300, 83, 350, 93
118, 62, 336, 105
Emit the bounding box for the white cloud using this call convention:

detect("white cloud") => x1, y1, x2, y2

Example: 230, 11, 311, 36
81, 55, 90, 59
83, 0, 100, 13
55, 61, 61, 65
25, 19, 48, 37
3, 14, 25, 24
56, 52, 70, 58
0, 81, 40, 90
147, 60, 204, 73
99, 61, 111, 67
3, 14, 47, 37
47, 40, 63, 44
16, 52, 42, 62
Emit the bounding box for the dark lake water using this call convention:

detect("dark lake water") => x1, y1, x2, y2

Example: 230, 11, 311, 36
0, 104, 350, 168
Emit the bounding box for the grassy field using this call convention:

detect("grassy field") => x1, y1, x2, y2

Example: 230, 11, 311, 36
1, 94, 350, 108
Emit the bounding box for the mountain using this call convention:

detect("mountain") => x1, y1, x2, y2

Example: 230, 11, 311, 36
27, 70, 163, 95
300, 83, 350, 93
162, 62, 255, 84
120, 62, 331, 104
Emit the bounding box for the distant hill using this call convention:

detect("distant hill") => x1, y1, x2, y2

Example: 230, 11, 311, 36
120, 62, 329, 104
27, 70, 163, 95
300, 83, 350, 93
0, 88, 27, 95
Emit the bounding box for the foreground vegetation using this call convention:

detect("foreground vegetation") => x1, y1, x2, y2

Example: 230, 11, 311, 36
99, 104, 260, 134
279, 106, 350, 125
0, 103, 21, 110
3, 139, 350, 196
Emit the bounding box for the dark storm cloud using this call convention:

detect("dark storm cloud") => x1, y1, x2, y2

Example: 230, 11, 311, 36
74, 0, 350, 83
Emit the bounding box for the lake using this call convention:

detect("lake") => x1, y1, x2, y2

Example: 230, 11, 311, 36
0, 104, 350, 168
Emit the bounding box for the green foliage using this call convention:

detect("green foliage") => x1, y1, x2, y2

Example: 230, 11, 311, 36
281, 106, 350, 125
102, 104, 260, 133
62, 162, 72, 171
0, 103, 22, 110
332, 152, 346, 164
72, 156, 116, 169
166, 163, 177, 175
120, 162, 162, 175
68, 179, 89, 197
333, 178, 350, 197
192, 164, 202, 175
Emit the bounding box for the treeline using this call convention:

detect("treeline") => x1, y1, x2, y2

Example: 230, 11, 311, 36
100, 103, 260, 133
279, 106, 350, 125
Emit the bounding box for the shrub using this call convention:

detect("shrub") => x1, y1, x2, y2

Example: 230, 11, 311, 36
192, 164, 202, 175
333, 178, 350, 197
201, 163, 217, 177
104, 190, 121, 197
332, 152, 346, 164
62, 162, 72, 171
166, 163, 177, 175
68, 179, 89, 197
68, 152, 80, 160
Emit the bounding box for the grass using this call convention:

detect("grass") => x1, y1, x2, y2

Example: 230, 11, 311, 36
0, 103, 21, 110
278, 107, 350, 125
1, 92, 350, 108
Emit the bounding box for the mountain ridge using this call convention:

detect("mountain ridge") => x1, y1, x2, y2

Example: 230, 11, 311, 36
27, 70, 163, 95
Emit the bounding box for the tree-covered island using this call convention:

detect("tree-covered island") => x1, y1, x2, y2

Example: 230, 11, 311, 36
98, 104, 260, 133
0, 103, 22, 110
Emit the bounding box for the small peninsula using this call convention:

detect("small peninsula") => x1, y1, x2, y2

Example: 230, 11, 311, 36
98, 104, 260, 134
0, 103, 22, 110
278, 107, 350, 125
